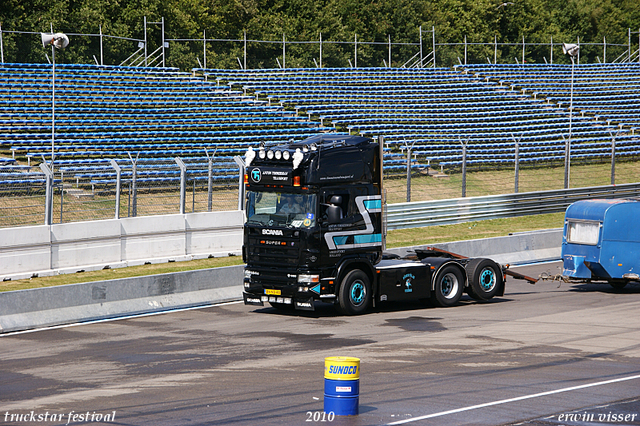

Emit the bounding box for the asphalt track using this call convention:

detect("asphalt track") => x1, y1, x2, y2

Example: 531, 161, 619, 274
1, 261, 640, 426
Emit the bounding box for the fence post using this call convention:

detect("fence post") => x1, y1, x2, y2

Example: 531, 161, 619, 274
99, 24, 103, 66
464, 35, 467, 65
319, 32, 323, 68
432, 26, 436, 68
128, 152, 139, 217
110, 159, 121, 219
512, 133, 521, 193
610, 130, 618, 185
144, 16, 148, 67
40, 162, 53, 225
407, 146, 412, 202
175, 157, 187, 214
403, 140, 416, 202
459, 138, 468, 198
59, 184, 63, 223
494, 34, 497, 64
354, 33, 358, 68
282, 33, 286, 69
205, 148, 216, 211
234, 156, 246, 211
203, 29, 207, 69
419, 26, 423, 68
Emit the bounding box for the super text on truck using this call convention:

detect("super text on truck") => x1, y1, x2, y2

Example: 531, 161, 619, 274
241, 134, 509, 315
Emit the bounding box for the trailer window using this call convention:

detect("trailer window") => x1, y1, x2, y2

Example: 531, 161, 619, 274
567, 220, 600, 245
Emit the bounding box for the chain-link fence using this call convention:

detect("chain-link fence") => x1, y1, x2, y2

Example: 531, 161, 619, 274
3, 148, 640, 228
0, 156, 241, 228
383, 150, 640, 204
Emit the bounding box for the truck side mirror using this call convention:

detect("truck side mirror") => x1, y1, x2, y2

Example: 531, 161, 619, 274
327, 205, 341, 224
327, 195, 343, 224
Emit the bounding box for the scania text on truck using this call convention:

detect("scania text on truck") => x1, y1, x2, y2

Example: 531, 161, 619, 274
242, 134, 507, 314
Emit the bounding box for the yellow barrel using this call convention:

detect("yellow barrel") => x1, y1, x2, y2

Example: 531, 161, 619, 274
324, 356, 360, 416
324, 356, 360, 380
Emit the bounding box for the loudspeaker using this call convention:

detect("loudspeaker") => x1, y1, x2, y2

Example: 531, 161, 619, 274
562, 43, 579, 57
41, 33, 69, 49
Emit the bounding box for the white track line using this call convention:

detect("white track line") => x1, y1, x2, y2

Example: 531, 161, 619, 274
0, 300, 243, 337
387, 373, 640, 425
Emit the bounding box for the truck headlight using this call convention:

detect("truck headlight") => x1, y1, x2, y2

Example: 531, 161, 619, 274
244, 269, 257, 279
298, 274, 319, 283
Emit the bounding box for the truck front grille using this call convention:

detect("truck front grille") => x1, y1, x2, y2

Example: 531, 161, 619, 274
247, 237, 300, 267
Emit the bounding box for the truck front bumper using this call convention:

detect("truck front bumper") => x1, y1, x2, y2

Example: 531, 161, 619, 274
243, 292, 316, 311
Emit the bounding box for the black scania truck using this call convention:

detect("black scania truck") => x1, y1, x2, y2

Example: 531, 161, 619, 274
242, 134, 505, 314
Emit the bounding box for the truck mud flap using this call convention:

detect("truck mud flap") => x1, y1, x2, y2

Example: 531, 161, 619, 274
244, 292, 264, 306
295, 298, 315, 311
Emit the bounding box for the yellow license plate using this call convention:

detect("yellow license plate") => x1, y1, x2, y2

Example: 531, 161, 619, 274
265, 289, 281, 296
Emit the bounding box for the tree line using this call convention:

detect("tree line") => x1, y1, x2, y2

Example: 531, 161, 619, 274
1, 0, 638, 70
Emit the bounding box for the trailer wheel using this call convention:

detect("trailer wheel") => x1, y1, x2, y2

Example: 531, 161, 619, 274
338, 269, 371, 315
431, 265, 464, 307
465, 258, 503, 301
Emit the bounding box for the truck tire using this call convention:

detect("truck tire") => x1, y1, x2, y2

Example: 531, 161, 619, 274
431, 265, 464, 307
338, 269, 371, 315
465, 258, 503, 301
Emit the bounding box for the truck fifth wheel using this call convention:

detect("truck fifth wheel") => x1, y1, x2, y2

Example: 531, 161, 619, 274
241, 134, 509, 314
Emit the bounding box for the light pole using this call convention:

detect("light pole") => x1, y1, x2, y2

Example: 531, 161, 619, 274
562, 42, 579, 189
40, 32, 69, 172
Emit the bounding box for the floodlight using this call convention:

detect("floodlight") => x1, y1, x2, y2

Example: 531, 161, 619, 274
562, 43, 579, 57
292, 148, 304, 170
41, 33, 69, 49
245, 146, 256, 167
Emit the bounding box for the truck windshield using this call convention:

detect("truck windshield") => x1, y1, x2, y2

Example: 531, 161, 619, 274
246, 191, 317, 229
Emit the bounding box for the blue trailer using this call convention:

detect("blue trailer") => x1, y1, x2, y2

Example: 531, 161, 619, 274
560, 198, 640, 289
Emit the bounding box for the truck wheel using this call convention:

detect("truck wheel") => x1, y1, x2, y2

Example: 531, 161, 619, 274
431, 265, 464, 307
338, 269, 371, 315
465, 258, 503, 301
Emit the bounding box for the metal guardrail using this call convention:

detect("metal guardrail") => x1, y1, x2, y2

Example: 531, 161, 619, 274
386, 182, 640, 229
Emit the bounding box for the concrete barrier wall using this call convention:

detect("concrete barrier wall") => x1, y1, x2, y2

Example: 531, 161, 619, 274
0, 265, 244, 333
0, 210, 244, 281
0, 225, 51, 274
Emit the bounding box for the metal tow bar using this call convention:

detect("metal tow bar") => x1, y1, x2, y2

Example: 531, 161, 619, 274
421, 246, 539, 285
